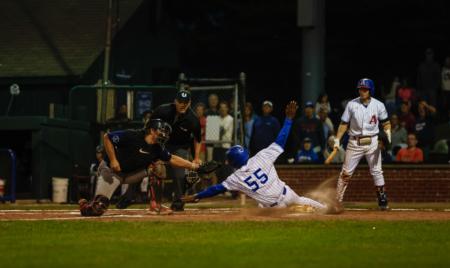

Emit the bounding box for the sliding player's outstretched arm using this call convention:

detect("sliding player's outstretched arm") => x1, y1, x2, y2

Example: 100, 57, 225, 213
274, 100, 298, 148
182, 101, 298, 203
181, 183, 227, 202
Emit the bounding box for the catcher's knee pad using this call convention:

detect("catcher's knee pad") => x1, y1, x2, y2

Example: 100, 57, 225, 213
79, 195, 110, 217
95, 175, 121, 199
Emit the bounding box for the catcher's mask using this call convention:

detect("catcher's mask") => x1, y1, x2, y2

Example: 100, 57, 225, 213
145, 119, 172, 146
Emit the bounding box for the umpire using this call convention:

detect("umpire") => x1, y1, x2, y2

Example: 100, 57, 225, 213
151, 89, 202, 211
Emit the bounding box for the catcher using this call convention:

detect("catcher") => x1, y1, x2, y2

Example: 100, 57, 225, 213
79, 119, 219, 216
182, 101, 326, 211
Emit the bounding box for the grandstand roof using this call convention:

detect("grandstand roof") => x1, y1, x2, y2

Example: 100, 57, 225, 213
0, 0, 142, 78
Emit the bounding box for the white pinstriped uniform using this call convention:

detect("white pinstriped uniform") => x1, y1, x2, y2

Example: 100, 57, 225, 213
342, 97, 388, 137
340, 97, 388, 189
222, 143, 325, 209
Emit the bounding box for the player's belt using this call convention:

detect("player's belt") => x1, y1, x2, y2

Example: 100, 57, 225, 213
350, 135, 377, 146
269, 187, 287, 207
350, 134, 377, 140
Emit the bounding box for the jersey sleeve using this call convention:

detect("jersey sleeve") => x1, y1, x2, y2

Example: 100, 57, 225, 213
378, 102, 389, 121
159, 146, 172, 162
107, 130, 131, 146
341, 103, 351, 123
253, 142, 284, 164
192, 116, 202, 142
221, 175, 240, 191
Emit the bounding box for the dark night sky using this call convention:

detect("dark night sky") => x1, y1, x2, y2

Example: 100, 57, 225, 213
107, 0, 450, 117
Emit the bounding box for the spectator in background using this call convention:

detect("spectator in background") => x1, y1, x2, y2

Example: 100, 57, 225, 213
292, 101, 324, 158
414, 100, 437, 160
205, 94, 219, 116
194, 103, 207, 162
217, 101, 233, 148
441, 56, 450, 111
108, 104, 130, 122
295, 137, 320, 164
243, 102, 258, 149
323, 135, 345, 164
205, 93, 219, 161
396, 133, 424, 163
213, 101, 234, 184
142, 110, 152, 125
317, 107, 334, 147
398, 101, 416, 132
106, 104, 131, 131
384, 76, 401, 115
397, 77, 416, 103
417, 48, 441, 106
390, 114, 407, 153
315, 93, 331, 115
249, 100, 280, 156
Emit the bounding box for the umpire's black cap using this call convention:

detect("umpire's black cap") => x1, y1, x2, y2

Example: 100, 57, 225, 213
176, 90, 191, 102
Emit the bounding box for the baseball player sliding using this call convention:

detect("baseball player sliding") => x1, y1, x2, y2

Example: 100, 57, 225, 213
331, 78, 391, 213
182, 101, 326, 211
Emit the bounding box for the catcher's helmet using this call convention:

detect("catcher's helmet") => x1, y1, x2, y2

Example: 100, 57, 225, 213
144, 119, 172, 146
357, 78, 375, 96
226, 145, 249, 169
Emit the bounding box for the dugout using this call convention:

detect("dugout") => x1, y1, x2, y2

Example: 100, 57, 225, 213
0, 116, 93, 200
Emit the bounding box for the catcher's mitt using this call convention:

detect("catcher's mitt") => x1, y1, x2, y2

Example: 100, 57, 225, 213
196, 161, 222, 175
185, 170, 200, 189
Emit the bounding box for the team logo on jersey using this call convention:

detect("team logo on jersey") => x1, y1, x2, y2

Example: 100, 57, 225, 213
112, 135, 120, 143
139, 148, 151, 155
369, 115, 377, 124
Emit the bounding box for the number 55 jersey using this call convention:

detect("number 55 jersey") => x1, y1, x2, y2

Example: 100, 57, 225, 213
221, 143, 287, 207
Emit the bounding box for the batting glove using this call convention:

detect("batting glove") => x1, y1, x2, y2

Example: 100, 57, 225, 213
333, 138, 340, 149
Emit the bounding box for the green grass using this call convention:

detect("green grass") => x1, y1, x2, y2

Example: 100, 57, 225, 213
0, 221, 449, 268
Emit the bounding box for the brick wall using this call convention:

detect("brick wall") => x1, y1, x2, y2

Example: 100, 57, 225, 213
276, 165, 450, 202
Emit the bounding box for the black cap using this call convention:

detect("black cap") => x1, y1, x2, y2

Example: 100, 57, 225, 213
176, 90, 191, 102
303, 137, 312, 143
305, 101, 314, 108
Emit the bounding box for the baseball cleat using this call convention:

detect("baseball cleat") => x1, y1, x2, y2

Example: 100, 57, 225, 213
149, 201, 173, 215
377, 191, 389, 211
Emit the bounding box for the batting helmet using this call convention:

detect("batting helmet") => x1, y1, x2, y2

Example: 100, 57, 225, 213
226, 145, 249, 169
144, 119, 172, 146
357, 78, 375, 96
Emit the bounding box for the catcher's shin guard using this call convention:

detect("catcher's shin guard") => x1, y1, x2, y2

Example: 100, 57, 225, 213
79, 195, 110, 217
148, 174, 163, 213
376, 186, 389, 210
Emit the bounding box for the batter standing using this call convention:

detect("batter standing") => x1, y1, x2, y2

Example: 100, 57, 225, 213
333, 78, 391, 212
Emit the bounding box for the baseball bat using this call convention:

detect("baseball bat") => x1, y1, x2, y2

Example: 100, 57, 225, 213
324, 148, 338, 165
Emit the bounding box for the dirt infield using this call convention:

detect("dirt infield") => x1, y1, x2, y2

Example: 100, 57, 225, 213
1, 207, 449, 222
